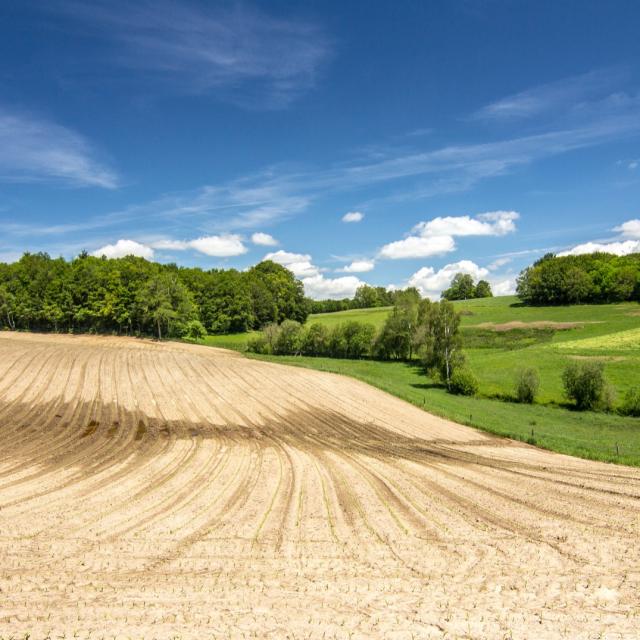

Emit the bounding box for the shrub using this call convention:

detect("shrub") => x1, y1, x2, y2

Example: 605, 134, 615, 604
562, 361, 606, 410
342, 321, 376, 358
328, 321, 375, 358
182, 319, 207, 343
301, 323, 330, 356
247, 334, 270, 354
514, 367, 540, 404
620, 387, 640, 417
273, 320, 303, 355
448, 368, 479, 396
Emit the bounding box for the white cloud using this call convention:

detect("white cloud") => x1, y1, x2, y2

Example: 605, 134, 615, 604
629, 160, 639, 170
95, 234, 247, 259
558, 240, 640, 257
92, 239, 153, 259
341, 259, 375, 273
188, 234, 247, 257
261, 248, 364, 297
472, 69, 623, 121
0, 106, 118, 188
413, 211, 519, 237
491, 277, 517, 296
379, 235, 456, 260
407, 260, 489, 299
56, 2, 330, 109
251, 232, 278, 246
487, 256, 512, 271
151, 239, 189, 250
380, 211, 518, 260
342, 211, 364, 223
264, 250, 320, 278
614, 219, 640, 239
301, 274, 365, 299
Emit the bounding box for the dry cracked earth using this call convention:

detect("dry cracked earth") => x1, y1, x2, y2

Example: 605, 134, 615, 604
0, 332, 639, 639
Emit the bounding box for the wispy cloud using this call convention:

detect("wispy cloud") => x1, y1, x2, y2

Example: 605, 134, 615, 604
5, 78, 640, 249
472, 68, 626, 122
54, 1, 331, 108
0, 106, 118, 188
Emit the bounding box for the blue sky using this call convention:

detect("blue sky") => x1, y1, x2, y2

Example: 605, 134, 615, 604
1, 1, 639, 298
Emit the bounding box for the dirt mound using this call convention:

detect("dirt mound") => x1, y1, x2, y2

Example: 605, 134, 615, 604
0, 331, 639, 638
475, 320, 584, 331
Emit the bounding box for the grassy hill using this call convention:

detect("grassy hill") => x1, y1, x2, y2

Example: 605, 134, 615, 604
203, 296, 640, 465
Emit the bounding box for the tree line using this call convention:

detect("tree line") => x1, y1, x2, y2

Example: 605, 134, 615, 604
0, 252, 309, 338
249, 290, 476, 394
309, 284, 399, 314
517, 252, 640, 305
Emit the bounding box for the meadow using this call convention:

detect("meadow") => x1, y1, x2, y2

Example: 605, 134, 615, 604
204, 296, 640, 465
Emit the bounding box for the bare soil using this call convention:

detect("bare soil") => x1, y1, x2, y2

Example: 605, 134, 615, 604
475, 320, 585, 331
0, 332, 639, 639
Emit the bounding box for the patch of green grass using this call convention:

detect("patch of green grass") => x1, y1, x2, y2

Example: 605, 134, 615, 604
461, 326, 556, 350
308, 306, 392, 328
202, 331, 259, 351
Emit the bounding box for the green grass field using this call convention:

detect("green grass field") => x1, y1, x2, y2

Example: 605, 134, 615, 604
202, 296, 640, 465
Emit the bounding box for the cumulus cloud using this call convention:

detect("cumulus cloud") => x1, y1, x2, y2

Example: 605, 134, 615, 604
558, 240, 640, 257
342, 211, 364, 223
556, 218, 640, 257
413, 211, 519, 237
92, 239, 154, 259
264, 250, 320, 278
102, 234, 248, 258
251, 232, 278, 246
614, 219, 640, 239
491, 278, 517, 296
379, 211, 519, 260
407, 260, 489, 299
341, 259, 375, 273
301, 274, 364, 299
379, 235, 456, 260
262, 249, 365, 298
189, 234, 247, 257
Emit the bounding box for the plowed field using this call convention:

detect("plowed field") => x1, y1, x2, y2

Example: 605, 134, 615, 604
0, 332, 639, 639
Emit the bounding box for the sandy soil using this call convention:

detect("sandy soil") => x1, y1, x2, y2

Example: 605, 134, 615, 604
0, 332, 639, 639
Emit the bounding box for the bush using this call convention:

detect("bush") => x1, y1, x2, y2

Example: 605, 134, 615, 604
273, 320, 303, 355
301, 323, 330, 356
620, 387, 640, 417
448, 368, 478, 396
514, 367, 540, 404
182, 319, 207, 343
562, 361, 607, 410
247, 334, 270, 354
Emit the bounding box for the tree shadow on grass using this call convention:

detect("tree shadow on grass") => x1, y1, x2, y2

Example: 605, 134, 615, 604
402, 361, 446, 391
